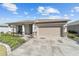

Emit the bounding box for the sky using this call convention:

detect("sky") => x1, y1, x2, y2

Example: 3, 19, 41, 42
0, 3, 79, 24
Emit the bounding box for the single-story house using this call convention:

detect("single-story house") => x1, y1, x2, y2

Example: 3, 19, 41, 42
67, 20, 79, 34
7, 19, 69, 38
0, 24, 12, 33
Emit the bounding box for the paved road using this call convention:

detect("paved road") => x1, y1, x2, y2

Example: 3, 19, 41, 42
10, 37, 79, 56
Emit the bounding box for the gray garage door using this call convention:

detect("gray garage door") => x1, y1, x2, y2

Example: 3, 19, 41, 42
38, 27, 61, 38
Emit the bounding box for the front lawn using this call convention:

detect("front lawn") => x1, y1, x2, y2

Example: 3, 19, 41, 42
0, 33, 26, 50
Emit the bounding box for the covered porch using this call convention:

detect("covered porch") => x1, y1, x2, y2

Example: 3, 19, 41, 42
15, 24, 32, 35
8, 20, 34, 37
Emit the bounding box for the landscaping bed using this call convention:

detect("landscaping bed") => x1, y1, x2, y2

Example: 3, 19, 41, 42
67, 31, 79, 44
0, 33, 26, 50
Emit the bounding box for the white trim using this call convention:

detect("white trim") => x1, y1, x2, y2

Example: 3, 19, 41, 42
22, 25, 25, 35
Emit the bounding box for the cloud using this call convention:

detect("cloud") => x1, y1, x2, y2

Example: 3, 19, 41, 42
39, 14, 70, 19
13, 12, 18, 14
33, 16, 36, 19
24, 11, 28, 15
48, 15, 62, 19
38, 6, 45, 13
71, 6, 79, 12
37, 6, 60, 15
74, 7, 79, 12
63, 14, 70, 19
71, 10, 74, 12
47, 7, 60, 14
70, 14, 74, 16
2, 3, 18, 14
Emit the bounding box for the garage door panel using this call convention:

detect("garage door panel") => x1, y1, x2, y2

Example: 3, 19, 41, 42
39, 27, 60, 37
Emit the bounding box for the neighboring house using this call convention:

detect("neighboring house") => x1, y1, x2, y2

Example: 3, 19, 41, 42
0, 24, 11, 33
7, 19, 69, 38
67, 20, 79, 34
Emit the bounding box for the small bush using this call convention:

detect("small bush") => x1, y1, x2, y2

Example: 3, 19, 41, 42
68, 34, 75, 39
67, 33, 76, 38
68, 35, 74, 39
68, 30, 77, 34
0, 32, 4, 34
75, 34, 79, 37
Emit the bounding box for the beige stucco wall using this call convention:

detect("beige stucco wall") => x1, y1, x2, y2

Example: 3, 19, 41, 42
24, 25, 30, 34
24, 24, 32, 35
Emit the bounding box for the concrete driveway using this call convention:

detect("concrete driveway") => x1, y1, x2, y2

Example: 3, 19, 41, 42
10, 37, 79, 56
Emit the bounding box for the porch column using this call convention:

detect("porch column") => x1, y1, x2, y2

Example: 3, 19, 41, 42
12, 25, 15, 36
16, 25, 18, 34
22, 25, 25, 35
8, 25, 12, 34
8, 25, 11, 32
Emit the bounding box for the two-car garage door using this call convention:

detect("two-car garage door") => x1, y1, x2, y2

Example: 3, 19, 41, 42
38, 27, 61, 38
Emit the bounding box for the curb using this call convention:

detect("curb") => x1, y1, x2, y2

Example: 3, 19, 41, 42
0, 42, 11, 56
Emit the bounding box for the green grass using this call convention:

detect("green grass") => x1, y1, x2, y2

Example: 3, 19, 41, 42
0, 33, 26, 50
0, 45, 7, 56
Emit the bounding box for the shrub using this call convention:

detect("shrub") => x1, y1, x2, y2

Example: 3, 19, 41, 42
68, 35, 75, 39
67, 33, 75, 39
75, 34, 79, 37
0, 32, 4, 34
68, 30, 77, 34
